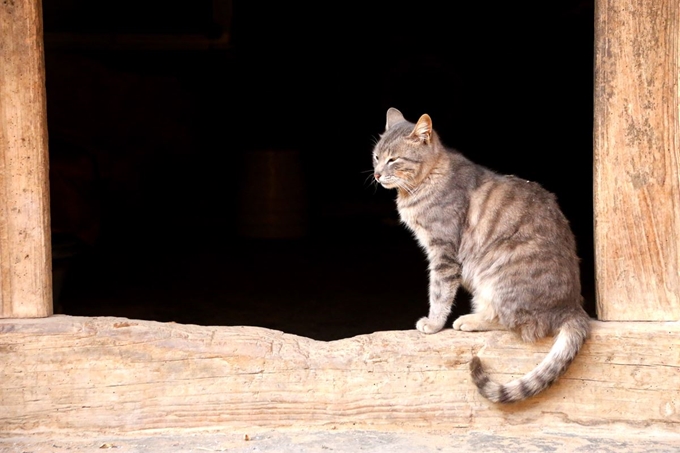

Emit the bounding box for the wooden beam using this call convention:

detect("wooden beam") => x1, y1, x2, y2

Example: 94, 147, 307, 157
0, 0, 52, 318
1, 317, 678, 437
594, 0, 680, 320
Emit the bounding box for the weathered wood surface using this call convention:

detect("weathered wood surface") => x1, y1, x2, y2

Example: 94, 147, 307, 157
3, 428, 680, 453
594, 0, 680, 320
0, 0, 52, 318
1, 316, 679, 437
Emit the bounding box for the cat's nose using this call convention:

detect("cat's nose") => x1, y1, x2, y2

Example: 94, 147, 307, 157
374, 173, 381, 181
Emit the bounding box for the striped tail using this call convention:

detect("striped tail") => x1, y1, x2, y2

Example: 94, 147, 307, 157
470, 316, 590, 403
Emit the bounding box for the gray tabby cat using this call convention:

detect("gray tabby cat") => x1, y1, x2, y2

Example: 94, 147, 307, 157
372, 107, 591, 403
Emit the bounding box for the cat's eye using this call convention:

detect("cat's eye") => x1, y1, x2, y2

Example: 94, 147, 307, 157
387, 157, 397, 164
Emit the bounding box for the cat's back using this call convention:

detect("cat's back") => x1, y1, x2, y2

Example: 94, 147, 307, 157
462, 173, 577, 259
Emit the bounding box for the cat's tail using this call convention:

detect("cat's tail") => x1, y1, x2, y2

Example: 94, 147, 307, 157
469, 314, 590, 403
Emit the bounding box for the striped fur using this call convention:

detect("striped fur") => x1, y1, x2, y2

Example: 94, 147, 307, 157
373, 108, 591, 403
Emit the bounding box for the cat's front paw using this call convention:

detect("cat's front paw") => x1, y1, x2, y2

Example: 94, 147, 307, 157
416, 317, 444, 334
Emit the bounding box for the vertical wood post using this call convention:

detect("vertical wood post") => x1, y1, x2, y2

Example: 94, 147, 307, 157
0, 0, 52, 317
594, 0, 680, 320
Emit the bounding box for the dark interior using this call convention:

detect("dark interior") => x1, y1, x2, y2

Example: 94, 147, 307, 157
47, 0, 595, 341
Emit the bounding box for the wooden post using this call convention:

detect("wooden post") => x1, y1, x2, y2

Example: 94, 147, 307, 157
594, 0, 680, 320
0, 0, 52, 318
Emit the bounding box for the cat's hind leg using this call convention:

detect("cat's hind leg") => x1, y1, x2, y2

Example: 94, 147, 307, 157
452, 314, 507, 332
453, 287, 508, 332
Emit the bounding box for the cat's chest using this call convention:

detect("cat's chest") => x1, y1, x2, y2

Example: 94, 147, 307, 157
397, 203, 431, 247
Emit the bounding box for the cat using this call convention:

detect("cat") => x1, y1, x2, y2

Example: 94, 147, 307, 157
372, 107, 591, 403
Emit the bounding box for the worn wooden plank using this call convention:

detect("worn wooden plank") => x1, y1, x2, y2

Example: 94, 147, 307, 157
594, 0, 680, 320
0, 0, 52, 318
0, 316, 678, 437
2, 428, 680, 452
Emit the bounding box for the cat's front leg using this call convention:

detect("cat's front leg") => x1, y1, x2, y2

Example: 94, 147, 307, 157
416, 255, 461, 334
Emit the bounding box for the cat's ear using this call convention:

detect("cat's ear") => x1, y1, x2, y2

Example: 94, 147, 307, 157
410, 114, 433, 144
385, 107, 405, 131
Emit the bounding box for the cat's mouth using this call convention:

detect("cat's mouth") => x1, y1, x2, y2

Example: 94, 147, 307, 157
375, 173, 394, 187
376, 176, 398, 189
377, 176, 415, 194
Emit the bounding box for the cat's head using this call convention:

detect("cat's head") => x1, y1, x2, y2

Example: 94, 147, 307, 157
373, 108, 438, 193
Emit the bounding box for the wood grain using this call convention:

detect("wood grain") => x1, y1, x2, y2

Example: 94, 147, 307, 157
594, 0, 680, 320
0, 0, 52, 318
1, 316, 678, 437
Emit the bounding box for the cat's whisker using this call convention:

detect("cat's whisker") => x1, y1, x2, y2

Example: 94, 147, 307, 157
363, 174, 379, 191
360, 168, 376, 181
395, 182, 410, 195
394, 179, 415, 195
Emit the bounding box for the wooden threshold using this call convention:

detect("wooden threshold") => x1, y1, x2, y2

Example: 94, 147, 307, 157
1, 316, 678, 438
